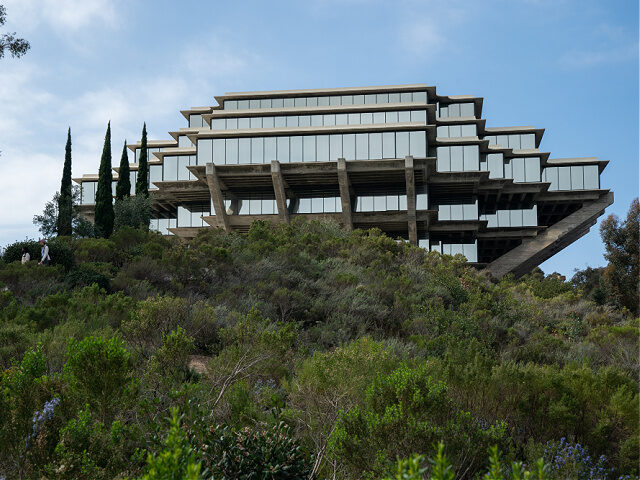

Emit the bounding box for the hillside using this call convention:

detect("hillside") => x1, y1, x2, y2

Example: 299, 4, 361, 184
0, 220, 637, 479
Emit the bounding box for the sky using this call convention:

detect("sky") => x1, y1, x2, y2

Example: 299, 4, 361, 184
0, 0, 637, 277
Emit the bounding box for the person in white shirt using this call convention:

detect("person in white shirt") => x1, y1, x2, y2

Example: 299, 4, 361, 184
38, 239, 50, 266
21, 247, 30, 264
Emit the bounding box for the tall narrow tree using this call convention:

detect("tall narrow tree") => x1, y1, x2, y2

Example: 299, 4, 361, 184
95, 122, 114, 238
56, 127, 73, 236
115, 141, 131, 201
135, 123, 149, 197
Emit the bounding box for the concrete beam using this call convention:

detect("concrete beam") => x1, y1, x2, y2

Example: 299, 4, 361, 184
205, 163, 230, 231
336, 158, 354, 230
405, 156, 418, 245
271, 161, 289, 223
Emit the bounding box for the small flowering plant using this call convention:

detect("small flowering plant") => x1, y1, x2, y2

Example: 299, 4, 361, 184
543, 437, 613, 480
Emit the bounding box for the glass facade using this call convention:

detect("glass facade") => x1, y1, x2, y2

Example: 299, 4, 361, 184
485, 133, 535, 150
438, 103, 475, 118
479, 154, 541, 183
210, 110, 427, 130
160, 155, 197, 182
177, 206, 211, 227
223, 91, 428, 110
356, 194, 408, 212
198, 130, 427, 165
437, 200, 478, 220
480, 205, 538, 228
189, 115, 207, 128
430, 240, 478, 262
436, 124, 477, 138
436, 145, 480, 172
542, 165, 599, 191
134, 147, 162, 163
150, 218, 177, 235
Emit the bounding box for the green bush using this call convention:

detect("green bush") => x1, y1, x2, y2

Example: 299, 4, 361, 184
65, 263, 111, 292
74, 237, 119, 264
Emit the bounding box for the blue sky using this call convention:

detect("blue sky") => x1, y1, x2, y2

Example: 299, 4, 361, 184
0, 0, 637, 276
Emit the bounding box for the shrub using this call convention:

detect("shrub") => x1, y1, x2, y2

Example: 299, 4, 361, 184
75, 237, 119, 264
65, 263, 111, 291
114, 195, 151, 232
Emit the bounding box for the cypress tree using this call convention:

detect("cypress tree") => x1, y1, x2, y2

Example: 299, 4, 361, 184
56, 127, 73, 236
135, 123, 149, 197
94, 122, 114, 238
115, 141, 131, 200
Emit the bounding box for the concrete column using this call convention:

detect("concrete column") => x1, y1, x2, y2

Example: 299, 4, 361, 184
337, 158, 353, 231
405, 156, 418, 245
205, 163, 230, 231
270, 161, 289, 223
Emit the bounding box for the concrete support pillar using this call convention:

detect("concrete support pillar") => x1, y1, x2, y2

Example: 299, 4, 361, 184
405, 156, 418, 245
337, 158, 353, 231
205, 163, 230, 231
270, 160, 289, 223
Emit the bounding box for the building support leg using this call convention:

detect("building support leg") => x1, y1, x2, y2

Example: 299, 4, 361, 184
270, 160, 289, 224
337, 158, 353, 231
405, 156, 418, 245
205, 163, 230, 232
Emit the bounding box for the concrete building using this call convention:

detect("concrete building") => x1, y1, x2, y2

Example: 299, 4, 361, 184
74, 84, 612, 278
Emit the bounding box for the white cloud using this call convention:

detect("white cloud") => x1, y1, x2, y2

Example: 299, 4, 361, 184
400, 18, 446, 56
3, 0, 116, 32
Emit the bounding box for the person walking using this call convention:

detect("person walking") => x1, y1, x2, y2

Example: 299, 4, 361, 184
38, 239, 50, 266
21, 247, 30, 264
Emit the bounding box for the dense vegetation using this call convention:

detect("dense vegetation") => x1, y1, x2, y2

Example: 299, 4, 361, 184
1, 217, 637, 479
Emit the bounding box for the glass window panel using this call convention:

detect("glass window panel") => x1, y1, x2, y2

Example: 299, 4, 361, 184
364, 94, 376, 104
274, 116, 286, 128
335, 113, 348, 125
410, 110, 427, 123
299, 115, 311, 127
504, 159, 512, 178
307, 97, 318, 107
521, 133, 535, 149
525, 157, 540, 182
317, 135, 329, 162
387, 195, 399, 210
343, 134, 356, 160
192, 210, 203, 227
130, 172, 136, 194
463, 202, 477, 220
369, 132, 382, 159
263, 199, 275, 214
450, 243, 464, 255
399, 195, 407, 210
361, 196, 374, 211
272, 98, 284, 108
451, 204, 463, 220
463, 145, 479, 171
311, 197, 323, 212
498, 210, 510, 227
238, 117, 250, 129
373, 195, 385, 211
330, 134, 342, 160
584, 165, 599, 189
190, 114, 203, 128
348, 113, 360, 125
449, 104, 461, 117
353, 94, 365, 105
373, 112, 385, 124
571, 165, 584, 189
386, 111, 399, 123
460, 103, 475, 117
355, 133, 368, 160
211, 118, 225, 130
290, 136, 303, 162
449, 125, 462, 137
249, 99, 260, 109
413, 91, 428, 103
437, 146, 451, 171
461, 124, 476, 137
329, 96, 340, 106
323, 196, 336, 213
545, 167, 559, 190
251, 137, 263, 164
226, 118, 238, 129
177, 157, 189, 181
225, 100, 237, 110
318, 96, 329, 106
508, 134, 521, 149
238, 138, 251, 164
260, 99, 271, 108
303, 135, 315, 162
416, 193, 428, 210
361, 112, 373, 124
283, 98, 294, 107
398, 111, 411, 122
294, 97, 306, 107
487, 153, 503, 178
263, 137, 276, 162
400, 92, 412, 103
450, 146, 463, 171
523, 206, 537, 226
439, 105, 448, 118
382, 132, 395, 158
436, 126, 448, 139
277, 136, 289, 163
512, 157, 525, 182
463, 243, 477, 262
262, 117, 274, 128
410, 131, 426, 157
311, 115, 323, 126
376, 93, 389, 103
238, 100, 249, 110
342, 95, 353, 105
389, 93, 400, 103
324, 114, 336, 126
226, 138, 239, 164
177, 206, 189, 227
298, 198, 311, 213
197, 139, 212, 165
248, 198, 260, 214
396, 131, 410, 158
286, 116, 298, 127
512, 209, 524, 227
250, 117, 261, 128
